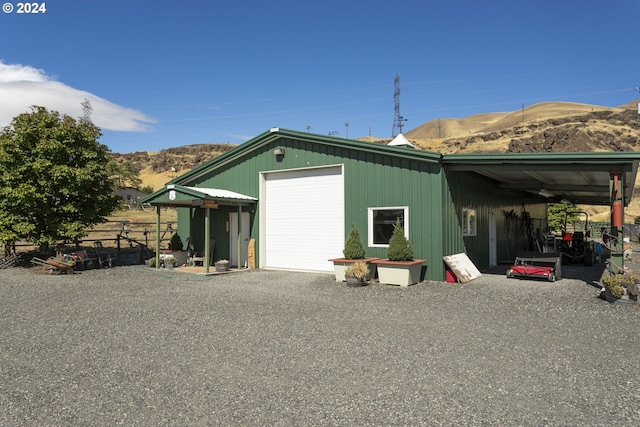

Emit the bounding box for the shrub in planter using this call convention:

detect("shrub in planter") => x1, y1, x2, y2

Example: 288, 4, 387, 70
344, 261, 369, 287
345, 261, 369, 279
343, 224, 366, 259
163, 254, 176, 267
602, 273, 640, 300
387, 219, 414, 262
329, 224, 377, 281
372, 219, 425, 286
168, 233, 184, 251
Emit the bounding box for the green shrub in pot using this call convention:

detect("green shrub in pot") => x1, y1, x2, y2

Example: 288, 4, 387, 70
343, 224, 366, 259
386, 219, 414, 262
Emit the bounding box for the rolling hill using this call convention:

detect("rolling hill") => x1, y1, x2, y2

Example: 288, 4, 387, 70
115, 99, 640, 221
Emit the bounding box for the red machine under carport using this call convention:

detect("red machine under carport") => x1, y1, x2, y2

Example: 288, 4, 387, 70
507, 251, 562, 282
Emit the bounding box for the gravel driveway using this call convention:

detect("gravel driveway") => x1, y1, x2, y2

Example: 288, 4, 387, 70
1, 264, 639, 426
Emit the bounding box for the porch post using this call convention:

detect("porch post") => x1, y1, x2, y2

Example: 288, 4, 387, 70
238, 204, 242, 269
204, 207, 211, 274
155, 205, 161, 269
610, 172, 624, 274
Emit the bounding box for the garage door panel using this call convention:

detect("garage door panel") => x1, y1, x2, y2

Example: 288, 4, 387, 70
265, 166, 343, 271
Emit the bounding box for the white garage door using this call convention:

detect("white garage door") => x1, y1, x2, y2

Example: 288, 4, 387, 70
263, 166, 344, 271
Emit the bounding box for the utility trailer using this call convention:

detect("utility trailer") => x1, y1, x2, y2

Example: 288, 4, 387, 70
506, 251, 562, 282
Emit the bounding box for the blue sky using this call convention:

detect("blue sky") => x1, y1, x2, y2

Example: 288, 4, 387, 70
1, 0, 639, 153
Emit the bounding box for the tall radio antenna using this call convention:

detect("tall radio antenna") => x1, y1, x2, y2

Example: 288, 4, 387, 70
81, 98, 93, 123
391, 73, 407, 137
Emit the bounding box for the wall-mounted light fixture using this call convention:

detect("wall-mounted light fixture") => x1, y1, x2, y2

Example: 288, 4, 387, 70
561, 199, 572, 205
538, 189, 554, 198
274, 147, 284, 162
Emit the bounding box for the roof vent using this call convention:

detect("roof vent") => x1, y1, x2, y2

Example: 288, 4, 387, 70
387, 133, 415, 148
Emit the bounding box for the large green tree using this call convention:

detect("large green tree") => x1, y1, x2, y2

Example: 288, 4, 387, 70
0, 106, 121, 247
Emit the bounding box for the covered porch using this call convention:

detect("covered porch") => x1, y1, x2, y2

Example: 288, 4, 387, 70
141, 184, 257, 274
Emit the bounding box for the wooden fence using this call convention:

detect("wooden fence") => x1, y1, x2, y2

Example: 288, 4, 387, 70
11, 220, 177, 252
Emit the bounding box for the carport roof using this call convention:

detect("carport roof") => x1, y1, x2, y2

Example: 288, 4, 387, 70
443, 151, 640, 206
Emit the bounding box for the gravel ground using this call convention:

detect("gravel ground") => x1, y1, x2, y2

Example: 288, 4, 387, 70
1, 261, 639, 426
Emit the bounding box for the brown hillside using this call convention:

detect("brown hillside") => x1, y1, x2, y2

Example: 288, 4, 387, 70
406, 102, 620, 144
404, 100, 640, 221
113, 143, 237, 192
116, 100, 640, 221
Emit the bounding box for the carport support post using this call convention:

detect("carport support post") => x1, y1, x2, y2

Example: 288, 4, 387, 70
155, 205, 161, 269
204, 207, 211, 274
610, 172, 624, 274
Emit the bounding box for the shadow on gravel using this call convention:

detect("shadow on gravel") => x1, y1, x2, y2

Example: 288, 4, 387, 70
481, 261, 607, 286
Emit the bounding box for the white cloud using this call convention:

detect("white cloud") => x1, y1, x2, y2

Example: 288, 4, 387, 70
0, 61, 155, 132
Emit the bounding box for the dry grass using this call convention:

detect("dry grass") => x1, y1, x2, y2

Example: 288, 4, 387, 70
407, 101, 620, 141
139, 167, 177, 193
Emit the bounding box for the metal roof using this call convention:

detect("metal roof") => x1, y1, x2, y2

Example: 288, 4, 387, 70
167, 128, 442, 185
182, 186, 257, 201
147, 128, 640, 207
443, 152, 640, 206
141, 184, 257, 207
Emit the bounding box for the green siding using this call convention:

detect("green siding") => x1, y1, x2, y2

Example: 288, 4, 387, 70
174, 136, 445, 280
169, 131, 551, 281
442, 170, 548, 275
178, 204, 252, 263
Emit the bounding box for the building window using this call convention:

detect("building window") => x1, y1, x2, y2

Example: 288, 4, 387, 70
463, 208, 477, 236
368, 207, 408, 247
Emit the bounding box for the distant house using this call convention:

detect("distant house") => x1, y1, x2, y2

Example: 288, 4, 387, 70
142, 128, 640, 280
116, 187, 149, 209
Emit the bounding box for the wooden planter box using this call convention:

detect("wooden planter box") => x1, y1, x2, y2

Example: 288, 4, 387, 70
328, 257, 379, 282
372, 259, 426, 287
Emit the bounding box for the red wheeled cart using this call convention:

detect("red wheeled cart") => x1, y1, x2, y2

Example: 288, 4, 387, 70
506, 252, 562, 282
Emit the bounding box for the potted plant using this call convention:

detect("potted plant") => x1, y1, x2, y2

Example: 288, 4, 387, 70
328, 224, 378, 281
372, 219, 426, 286
215, 259, 230, 272
344, 261, 369, 287
163, 233, 188, 266
601, 273, 639, 306
161, 254, 176, 269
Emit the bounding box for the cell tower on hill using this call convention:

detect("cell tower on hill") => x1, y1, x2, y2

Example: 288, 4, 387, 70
391, 73, 407, 137
81, 98, 93, 123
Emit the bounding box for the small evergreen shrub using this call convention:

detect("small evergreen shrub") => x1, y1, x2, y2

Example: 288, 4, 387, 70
168, 233, 184, 251
343, 224, 366, 259
386, 219, 414, 262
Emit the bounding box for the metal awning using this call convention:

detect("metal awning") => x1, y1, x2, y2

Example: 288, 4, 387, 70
141, 184, 257, 207
443, 152, 640, 206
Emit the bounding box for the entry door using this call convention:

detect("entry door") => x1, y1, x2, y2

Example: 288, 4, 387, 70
230, 212, 250, 268
489, 212, 497, 266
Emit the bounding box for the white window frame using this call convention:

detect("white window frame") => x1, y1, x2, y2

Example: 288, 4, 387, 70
367, 206, 409, 248
462, 207, 477, 236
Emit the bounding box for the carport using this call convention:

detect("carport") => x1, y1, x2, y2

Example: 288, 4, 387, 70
142, 184, 257, 273
443, 152, 640, 272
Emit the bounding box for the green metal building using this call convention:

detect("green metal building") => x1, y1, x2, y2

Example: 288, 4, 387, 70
142, 128, 640, 280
